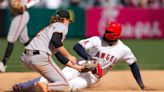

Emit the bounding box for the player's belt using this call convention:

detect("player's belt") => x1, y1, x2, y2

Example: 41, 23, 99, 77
24, 50, 40, 55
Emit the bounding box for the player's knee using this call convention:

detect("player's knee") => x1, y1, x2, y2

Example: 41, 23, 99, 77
62, 67, 80, 80
7, 38, 16, 43
69, 78, 87, 92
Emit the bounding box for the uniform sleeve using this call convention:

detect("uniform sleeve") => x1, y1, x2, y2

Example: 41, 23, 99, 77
51, 33, 63, 48
130, 62, 145, 90
78, 36, 101, 50
55, 52, 69, 65
122, 46, 137, 65
26, 0, 40, 8
53, 23, 67, 33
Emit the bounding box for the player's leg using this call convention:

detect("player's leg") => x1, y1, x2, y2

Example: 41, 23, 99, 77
61, 60, 88, 80
40, 56, 70, 92
22, 51, 71, 92
62, 66, 81, 81
7, 11, 29, 46
69, 72, 99, 91
13, 66, 81, 91
0, 15, 21, 72
19, 24, 30, 46
0, 41, 14, 72
13, 76, 48, 91
0, 12, 29, 72
0, 42, 14, 65
12, 52, 41, 91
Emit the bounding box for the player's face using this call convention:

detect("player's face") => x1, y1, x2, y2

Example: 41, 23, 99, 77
67, 19, 72, 24
64, 18, 72, 25
104, 30, 118, 41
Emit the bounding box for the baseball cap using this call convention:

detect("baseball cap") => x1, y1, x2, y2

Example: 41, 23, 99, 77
56, 9, 72, 22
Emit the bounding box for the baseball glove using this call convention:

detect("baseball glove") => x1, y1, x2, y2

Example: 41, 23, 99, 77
81, 60, 98, 73
10, 0, 24, 14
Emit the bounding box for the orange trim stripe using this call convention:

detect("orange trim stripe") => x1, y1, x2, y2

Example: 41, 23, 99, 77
48, 56, 68, 84
48, 84, 68, 86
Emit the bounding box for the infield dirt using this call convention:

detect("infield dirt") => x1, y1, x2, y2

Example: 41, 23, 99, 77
0, 70, 164, 92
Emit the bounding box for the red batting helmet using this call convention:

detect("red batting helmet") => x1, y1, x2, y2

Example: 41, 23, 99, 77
104, 22, 122, 41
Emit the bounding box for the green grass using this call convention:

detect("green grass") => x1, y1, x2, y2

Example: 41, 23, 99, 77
113, 39, 164, 70
0, 38, 164, 72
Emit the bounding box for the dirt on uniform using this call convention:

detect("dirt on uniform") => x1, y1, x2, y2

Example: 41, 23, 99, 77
0, 70, 164, 92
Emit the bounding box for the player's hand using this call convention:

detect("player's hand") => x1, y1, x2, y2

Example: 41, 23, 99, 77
73, 64, 84, 72
67, 55, 77, 64
66, 61, 84, 71
142, 86, 155, 91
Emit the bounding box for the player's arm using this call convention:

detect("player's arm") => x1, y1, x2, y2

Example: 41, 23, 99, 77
26, 0, 40, 8
51, 32, 76, 64
73, 37, 100, 60
123, 46, 145, 90
55, 52, 68, 65
22, 0, 40, 11
129, 62, 145, 90
55, 52, 83, 71
73, 43, 93, 60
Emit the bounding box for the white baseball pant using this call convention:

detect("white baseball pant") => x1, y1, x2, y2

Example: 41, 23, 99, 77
7, 11, 30, 43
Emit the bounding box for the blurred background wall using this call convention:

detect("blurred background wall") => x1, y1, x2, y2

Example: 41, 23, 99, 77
0, 0, 164, 39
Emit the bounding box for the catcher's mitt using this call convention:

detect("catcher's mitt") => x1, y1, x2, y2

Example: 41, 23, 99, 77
10, 0, 24, 14
81, 60, 98, 73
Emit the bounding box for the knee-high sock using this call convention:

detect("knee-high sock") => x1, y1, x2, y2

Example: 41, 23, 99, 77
2, 42, 14, 65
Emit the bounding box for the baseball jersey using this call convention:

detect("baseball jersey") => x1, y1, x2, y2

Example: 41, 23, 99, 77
25, 22, 68, 55
21, 0, 40, 8
79, 36, 137, 74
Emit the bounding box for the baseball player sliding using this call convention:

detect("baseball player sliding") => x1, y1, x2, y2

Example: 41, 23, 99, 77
12, 22, 147, 92
13, 9, 84, 92
0, 0, 40, 72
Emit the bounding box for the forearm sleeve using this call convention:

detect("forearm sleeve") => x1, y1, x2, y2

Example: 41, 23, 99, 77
55, 52, 69, 65
73, 43, 92, 60
130, 62, 145, 90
